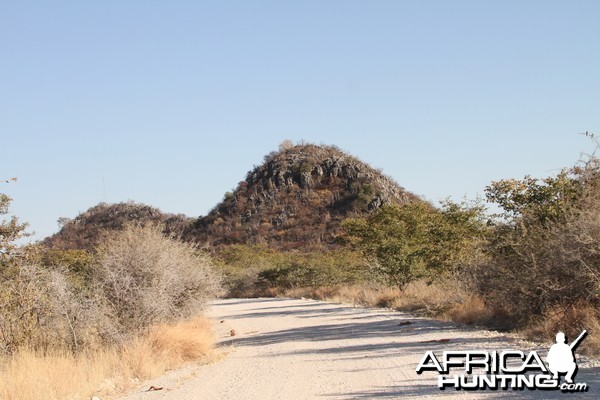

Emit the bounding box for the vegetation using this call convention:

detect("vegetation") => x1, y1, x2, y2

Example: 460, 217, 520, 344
0, 190, 222, 400
0, 223, 221, 355
0, 316, 215, 400
4, 137, 600, 390
208, 141, 600, 354
472, 155, 600, 341
342, 200, 486, 289
0, 183, 28, 263
213, 244, 367, 297
94, 224, 222, 337
43, 201, 193, 251
190, 143, 421, 251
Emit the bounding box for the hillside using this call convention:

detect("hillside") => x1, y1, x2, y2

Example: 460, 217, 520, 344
188, 143, 421, 250
44, 144, 421, 251
43, 201, 193, 251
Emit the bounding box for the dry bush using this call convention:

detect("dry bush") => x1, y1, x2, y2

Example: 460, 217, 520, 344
44, 269, 113, 351
475, 178, 600, 330
328, 285, 400, 308
0, 224, 222, 353
0, 316, 215, 400
377, 280, 472, 315
94, 224, 222, 337
0, 265, 53, 353
0, 264, 108, 354
463, 156, 600, 341
523, 302, 600, 356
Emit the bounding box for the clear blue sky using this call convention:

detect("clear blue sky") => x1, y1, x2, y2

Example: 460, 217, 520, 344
2, 1, 599, 241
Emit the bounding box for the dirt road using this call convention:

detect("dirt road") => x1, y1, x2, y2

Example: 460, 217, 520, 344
119, 298, 599, 399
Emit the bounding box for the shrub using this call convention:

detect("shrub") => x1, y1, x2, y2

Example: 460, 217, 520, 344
475, 157, 600, 331
213, 245, 368, 296
257, 250, 368, 289
214, 244, 285, 297
0, 263, 108, 354
93, 224, 222, 336
343, 201, 486, 289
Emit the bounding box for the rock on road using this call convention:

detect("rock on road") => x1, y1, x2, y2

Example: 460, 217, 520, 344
119, 298, 599, 399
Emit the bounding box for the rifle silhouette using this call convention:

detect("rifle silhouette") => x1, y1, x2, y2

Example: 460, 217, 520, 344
570, 330, 587, 350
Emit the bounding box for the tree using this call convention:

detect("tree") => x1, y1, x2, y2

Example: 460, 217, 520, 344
1, 179, 29, 263
485, 170, 583, 225
343, 201, 485, 289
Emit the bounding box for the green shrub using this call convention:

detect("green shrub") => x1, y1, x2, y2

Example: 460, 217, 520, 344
213, 244, 368, 296
257, 250, 368, 289
214, 244, 285, 297
343, 201, 486, 289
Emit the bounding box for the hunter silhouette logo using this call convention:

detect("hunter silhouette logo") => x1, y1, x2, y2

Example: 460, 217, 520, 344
547, 330, 586, 384
416, 330, 588, 392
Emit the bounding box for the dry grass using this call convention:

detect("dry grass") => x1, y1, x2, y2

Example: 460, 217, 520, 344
522, 303, 600, 357
444, 295, 495, 326
284, 282, 600, 358
283, 285, 399, 308
282, 279, 491, 322
0, 316, 215, 400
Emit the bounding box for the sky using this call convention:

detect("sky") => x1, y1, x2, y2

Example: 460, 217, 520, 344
2, 0, 600, 242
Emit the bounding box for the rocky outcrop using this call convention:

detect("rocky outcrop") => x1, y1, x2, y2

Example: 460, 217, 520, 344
189, 143, 421, 250
44, 144, 422, 252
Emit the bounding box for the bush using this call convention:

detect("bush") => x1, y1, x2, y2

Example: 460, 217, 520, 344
343, 201, 486, 289
0, 223, 222, 354
475, 157, 600, 332
93, 224, 222, 336
257, 250, 368, 290
213, 244, 286, 297
0, 263, 108, 354
213, 245, 368, 297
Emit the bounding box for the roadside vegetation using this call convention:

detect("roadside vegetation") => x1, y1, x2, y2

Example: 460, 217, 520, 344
2, 139, 598, 400
214, 142, 600, 356
0, 195, 222, 400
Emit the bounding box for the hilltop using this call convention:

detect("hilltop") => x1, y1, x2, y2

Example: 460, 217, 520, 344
188, 143, 421, 250
43, 201, 192, 251
44, 143, 421, 251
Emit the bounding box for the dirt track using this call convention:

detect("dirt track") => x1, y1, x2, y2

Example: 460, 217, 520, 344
119, 298, 599, 399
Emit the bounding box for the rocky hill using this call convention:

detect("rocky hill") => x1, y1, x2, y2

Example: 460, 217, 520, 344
43, 201, 193, 251
188, 143, 421, 250
44, 144, 421, 251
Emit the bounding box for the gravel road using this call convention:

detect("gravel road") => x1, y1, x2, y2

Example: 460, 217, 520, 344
119, 298, 599, 399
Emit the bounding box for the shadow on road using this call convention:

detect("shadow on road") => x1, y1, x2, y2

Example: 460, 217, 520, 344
213, 298, 599, 398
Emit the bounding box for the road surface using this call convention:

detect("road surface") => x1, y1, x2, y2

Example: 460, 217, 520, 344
119, 298, 599, 399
